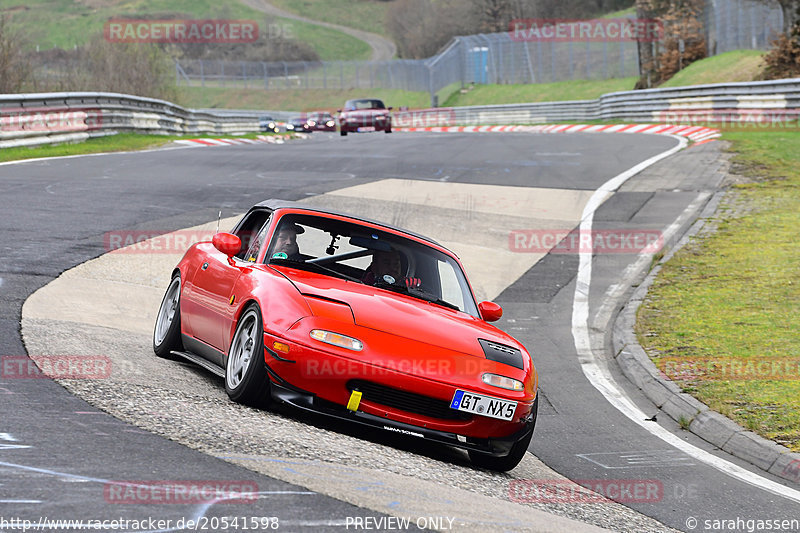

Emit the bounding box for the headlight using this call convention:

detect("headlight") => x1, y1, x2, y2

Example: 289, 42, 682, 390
308, 120, 316, 126
326, 120, 335, 127
310, 329, 363, 351
482, 373, 523, 391
287, 124, 294, 130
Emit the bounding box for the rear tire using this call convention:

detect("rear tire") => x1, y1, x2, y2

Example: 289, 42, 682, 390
468, 396, 537, 472
225, 304, 271, 407
385, 127, 392, 134
153, 274, 183, 359
340, 129, 348, 136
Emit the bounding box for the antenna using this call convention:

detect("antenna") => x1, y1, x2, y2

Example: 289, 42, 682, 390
216, 210, 221, 234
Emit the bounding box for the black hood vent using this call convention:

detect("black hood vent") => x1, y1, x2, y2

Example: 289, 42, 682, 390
479, 339, 524, 369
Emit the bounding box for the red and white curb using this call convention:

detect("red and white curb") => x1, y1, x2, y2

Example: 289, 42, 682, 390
397, 124, 721, 143
174, 133, 308, 147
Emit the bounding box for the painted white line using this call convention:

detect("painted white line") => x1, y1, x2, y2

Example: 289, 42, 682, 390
571, 135, 800, 504
0, 145, 191, 166
0, 460, 315, 532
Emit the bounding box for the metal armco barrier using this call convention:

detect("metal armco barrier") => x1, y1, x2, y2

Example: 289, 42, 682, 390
0, 92, 274, 149
394, 78, 800, 126
2, 78, 800, 149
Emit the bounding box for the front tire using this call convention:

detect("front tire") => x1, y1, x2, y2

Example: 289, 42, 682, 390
225, 304, 270, 407
468, 396, 537, 472
340, 129, 348, 136
153, 274, 183, 359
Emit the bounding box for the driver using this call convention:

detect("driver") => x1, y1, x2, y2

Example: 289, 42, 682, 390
270, 223, 304, 260
363, 250, 420, 288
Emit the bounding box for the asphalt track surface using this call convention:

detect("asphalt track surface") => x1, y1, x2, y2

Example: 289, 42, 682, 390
2, 132, 799, 532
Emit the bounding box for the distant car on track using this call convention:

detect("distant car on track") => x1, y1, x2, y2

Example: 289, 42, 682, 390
258, 115, 279, 133
338, 98, 392, 136
153, 200, 538, 471
285, 116, 311, 133
306, 112, 337, 132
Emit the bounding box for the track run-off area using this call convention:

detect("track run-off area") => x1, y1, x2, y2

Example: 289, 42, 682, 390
2, 130, 799, 532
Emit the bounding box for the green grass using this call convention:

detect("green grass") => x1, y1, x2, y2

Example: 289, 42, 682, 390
600, 7, 636, 18
443, 77, 638, 107
179, 86, 431, 111
1, 0, 369, 60
637, 131, 800, 451
660, 50, 766, 87
267, 0, 391, 36
0, 132, 275, 163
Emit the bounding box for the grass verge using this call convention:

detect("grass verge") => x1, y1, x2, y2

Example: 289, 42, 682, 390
660, 50, 766, 87
442, 78, 638, 106
5, 0, 369, 60
0, 132, 270, 163
267, 0, 391, 37
179, 86, 431, 111
636, 130, 800, 450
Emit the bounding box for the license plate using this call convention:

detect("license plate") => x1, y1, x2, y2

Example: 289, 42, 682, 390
358, 126, 376, 132
450, 390, 517, 421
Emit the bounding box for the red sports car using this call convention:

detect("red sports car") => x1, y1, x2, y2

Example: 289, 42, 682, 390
337, 98, 392, 136
153, 200, 538, 471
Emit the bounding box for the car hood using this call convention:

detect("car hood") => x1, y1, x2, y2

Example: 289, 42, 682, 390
342, 109, 388, 117
272, 265, 516, 357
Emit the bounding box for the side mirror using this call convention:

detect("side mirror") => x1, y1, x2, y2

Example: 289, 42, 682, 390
212, 232, 241, 258
478, 301, 502, 322
388, 106, 394, 111
336, 109, 342, 113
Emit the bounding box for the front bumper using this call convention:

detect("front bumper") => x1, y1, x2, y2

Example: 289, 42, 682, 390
266, 374, 537, 457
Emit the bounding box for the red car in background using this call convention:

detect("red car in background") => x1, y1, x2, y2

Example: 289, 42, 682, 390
338, 98, 392, 136
153, 200, 538, 471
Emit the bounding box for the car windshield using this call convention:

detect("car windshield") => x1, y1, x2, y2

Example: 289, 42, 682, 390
345, 99, 386, 110
266, 213, 479, 317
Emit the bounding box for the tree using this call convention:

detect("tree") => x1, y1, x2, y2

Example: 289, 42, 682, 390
634, 0, 661, 88
774, 0, 800, 36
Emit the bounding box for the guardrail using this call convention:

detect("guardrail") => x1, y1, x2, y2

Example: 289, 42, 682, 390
393, 78, 800, 127
0, 92, 278, 149
2, 79, 800, 149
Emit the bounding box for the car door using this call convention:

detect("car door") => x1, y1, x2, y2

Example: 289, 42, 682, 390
182, 211, 271, 360
185, 251, 244, 359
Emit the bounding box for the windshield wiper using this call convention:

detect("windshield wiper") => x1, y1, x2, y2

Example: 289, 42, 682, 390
408, 287, 461, 311
374, 281, 461, 311
270, 258, 364, 284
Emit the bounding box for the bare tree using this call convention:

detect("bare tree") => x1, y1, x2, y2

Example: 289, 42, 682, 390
774, 0, 800, 36
634, 0, 660, 88
471, 0, 515, 32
